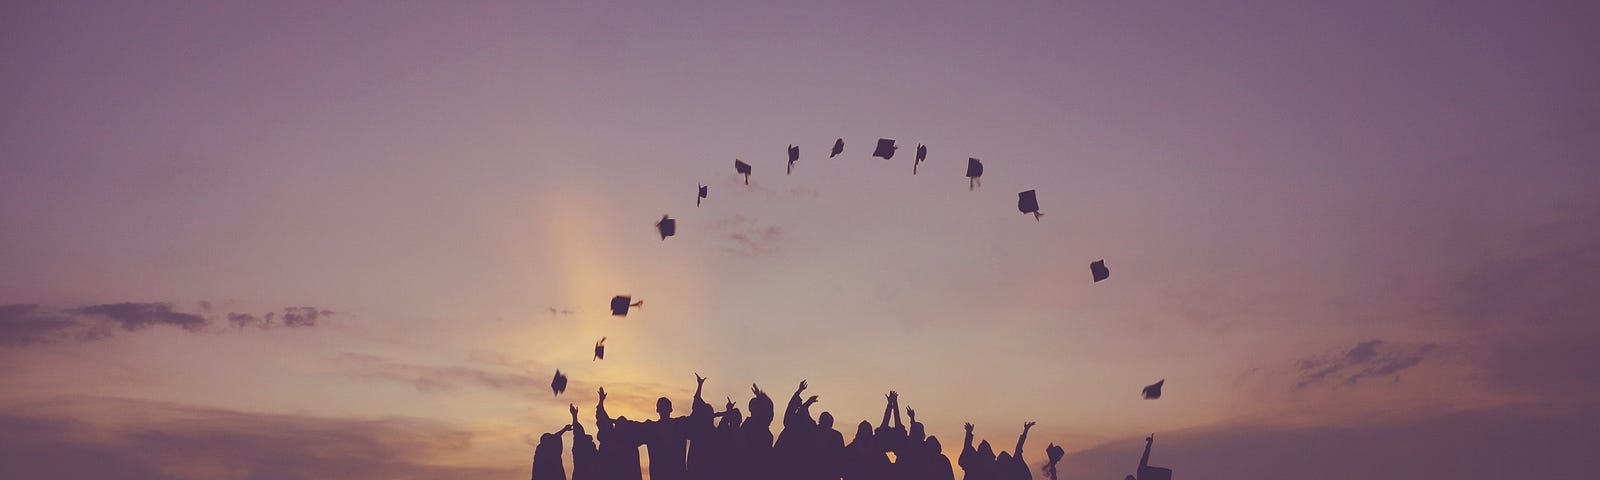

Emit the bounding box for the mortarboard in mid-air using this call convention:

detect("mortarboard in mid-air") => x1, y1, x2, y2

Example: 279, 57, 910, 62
914, 144, 927, 174
610, 295, 643, 316
1091, 260, 1110, 282
830, 138, 844, 158
552, 370, 568, 396
787, 144, 800, 175
1018, 190, 1042, 220
966, 158, 983, 190
873, 138, 898, 159
656, 215, 676, 240
734, 159, 751, 185
1142, 379, 1164, 399
697, 184, 707, 207
593, 337, 606, 361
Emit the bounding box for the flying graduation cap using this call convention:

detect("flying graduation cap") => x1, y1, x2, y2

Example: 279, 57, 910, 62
734, 159, 752, 185
697, 184, 707, 207
787, 144, 800, 175
873, 138, 898, 159
914, 144, 927, 174
610, 295, 643, 316
593, 337, 606, 361
656, 215, 676, 240
830, 138, 844, 158
552, 370, 568, 396
1018, 190, 1043, 220
1091, 260, 1110, 282
1142, 379, 1164, 400
966, 158, 984, 190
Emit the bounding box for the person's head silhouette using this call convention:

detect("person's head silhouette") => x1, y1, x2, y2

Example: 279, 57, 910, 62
978, 440, 994, 459
818, 411, 834, 430
854, 421, 873, 442
656, 397, 672, 420
927, 435, 943, 454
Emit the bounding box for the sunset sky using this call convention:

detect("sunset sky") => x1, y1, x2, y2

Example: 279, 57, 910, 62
2, 1, 1597, 479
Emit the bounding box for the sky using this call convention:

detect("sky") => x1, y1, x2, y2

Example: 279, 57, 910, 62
2, 0, 1597, 478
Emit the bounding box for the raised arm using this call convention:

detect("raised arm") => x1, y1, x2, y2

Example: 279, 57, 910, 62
596, 387, 610, 423
879, 392, 894, 429
890, 391, 903, 430
1015, 421, 1035, 458
570, 404, 585, 436
784, 380, 811, 427
693, 373, 711, 411
964, 422, 976, 452
1138, 434, 1153, 471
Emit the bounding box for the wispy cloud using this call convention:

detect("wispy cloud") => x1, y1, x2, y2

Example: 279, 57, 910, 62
709, 215, 784, 257
1294, 339, 1437, 390
0, 396, 515, 480
0, 302, 334, 348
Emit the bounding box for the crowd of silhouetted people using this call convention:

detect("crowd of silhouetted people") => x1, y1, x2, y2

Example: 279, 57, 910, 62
532, 376, 1069, 480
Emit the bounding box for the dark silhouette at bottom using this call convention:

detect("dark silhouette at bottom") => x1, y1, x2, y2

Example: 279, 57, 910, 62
526, 375, 1169, 480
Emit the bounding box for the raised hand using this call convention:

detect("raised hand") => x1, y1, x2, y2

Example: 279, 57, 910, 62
1024, 421, 1037, 431
751, 383, 765, 397
805, 395, 819, 405
964, 422, 975, 433
725, 397, 735, 410
696, 373, 707, 386
598, 387, 607, 402
570, 404, 578, 416
907, 406, 916, 420
797, 379, 808, 393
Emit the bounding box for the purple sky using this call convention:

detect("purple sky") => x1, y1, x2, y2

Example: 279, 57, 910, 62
2, 1, 1598, 478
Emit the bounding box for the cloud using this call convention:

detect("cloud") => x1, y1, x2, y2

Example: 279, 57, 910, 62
709, 215, 784, 257
1053, 403, 1599, 480
1294, 339, 1437, 390
338, 352, 686, 414
339, 352, 548, 394
0, 302, 334, 348
71, 302, 209, 332
0, 396, 516, 480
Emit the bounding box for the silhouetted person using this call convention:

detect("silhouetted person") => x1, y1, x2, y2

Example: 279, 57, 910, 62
1133, 434, 1172, 480
596, 387, 644, 480
531, 423, 572, 480
996, 422, 1035, 480
1042, 443, 1064, 480
960, 423, 996, 480
640, 374, 706, 480
570, 404, 599, 480
926, 436, 957, 480
773, 380, 820, 480
695, 399, 741, 480
736, 384, 776, 477
815, 411, 845, 480
842, 421, 886, 480
685, 374, 721, 480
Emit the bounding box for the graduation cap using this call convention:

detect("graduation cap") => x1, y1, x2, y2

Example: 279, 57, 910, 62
697, 184, 707, 207
1018, 190, 1043, 220
966, 158, 984, 190
552, 370, 568, 396
1091, 260, 1110, 282
873, 138, 898, 159
734, 159, 751, 185
830, 138, 844, 158
914, 144, 927, 174
656, 215, 676, 240
593, 337, 606, 361
610, 295, 643, 316
787, 144, 800, 175
1142, 379, 1164, 399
